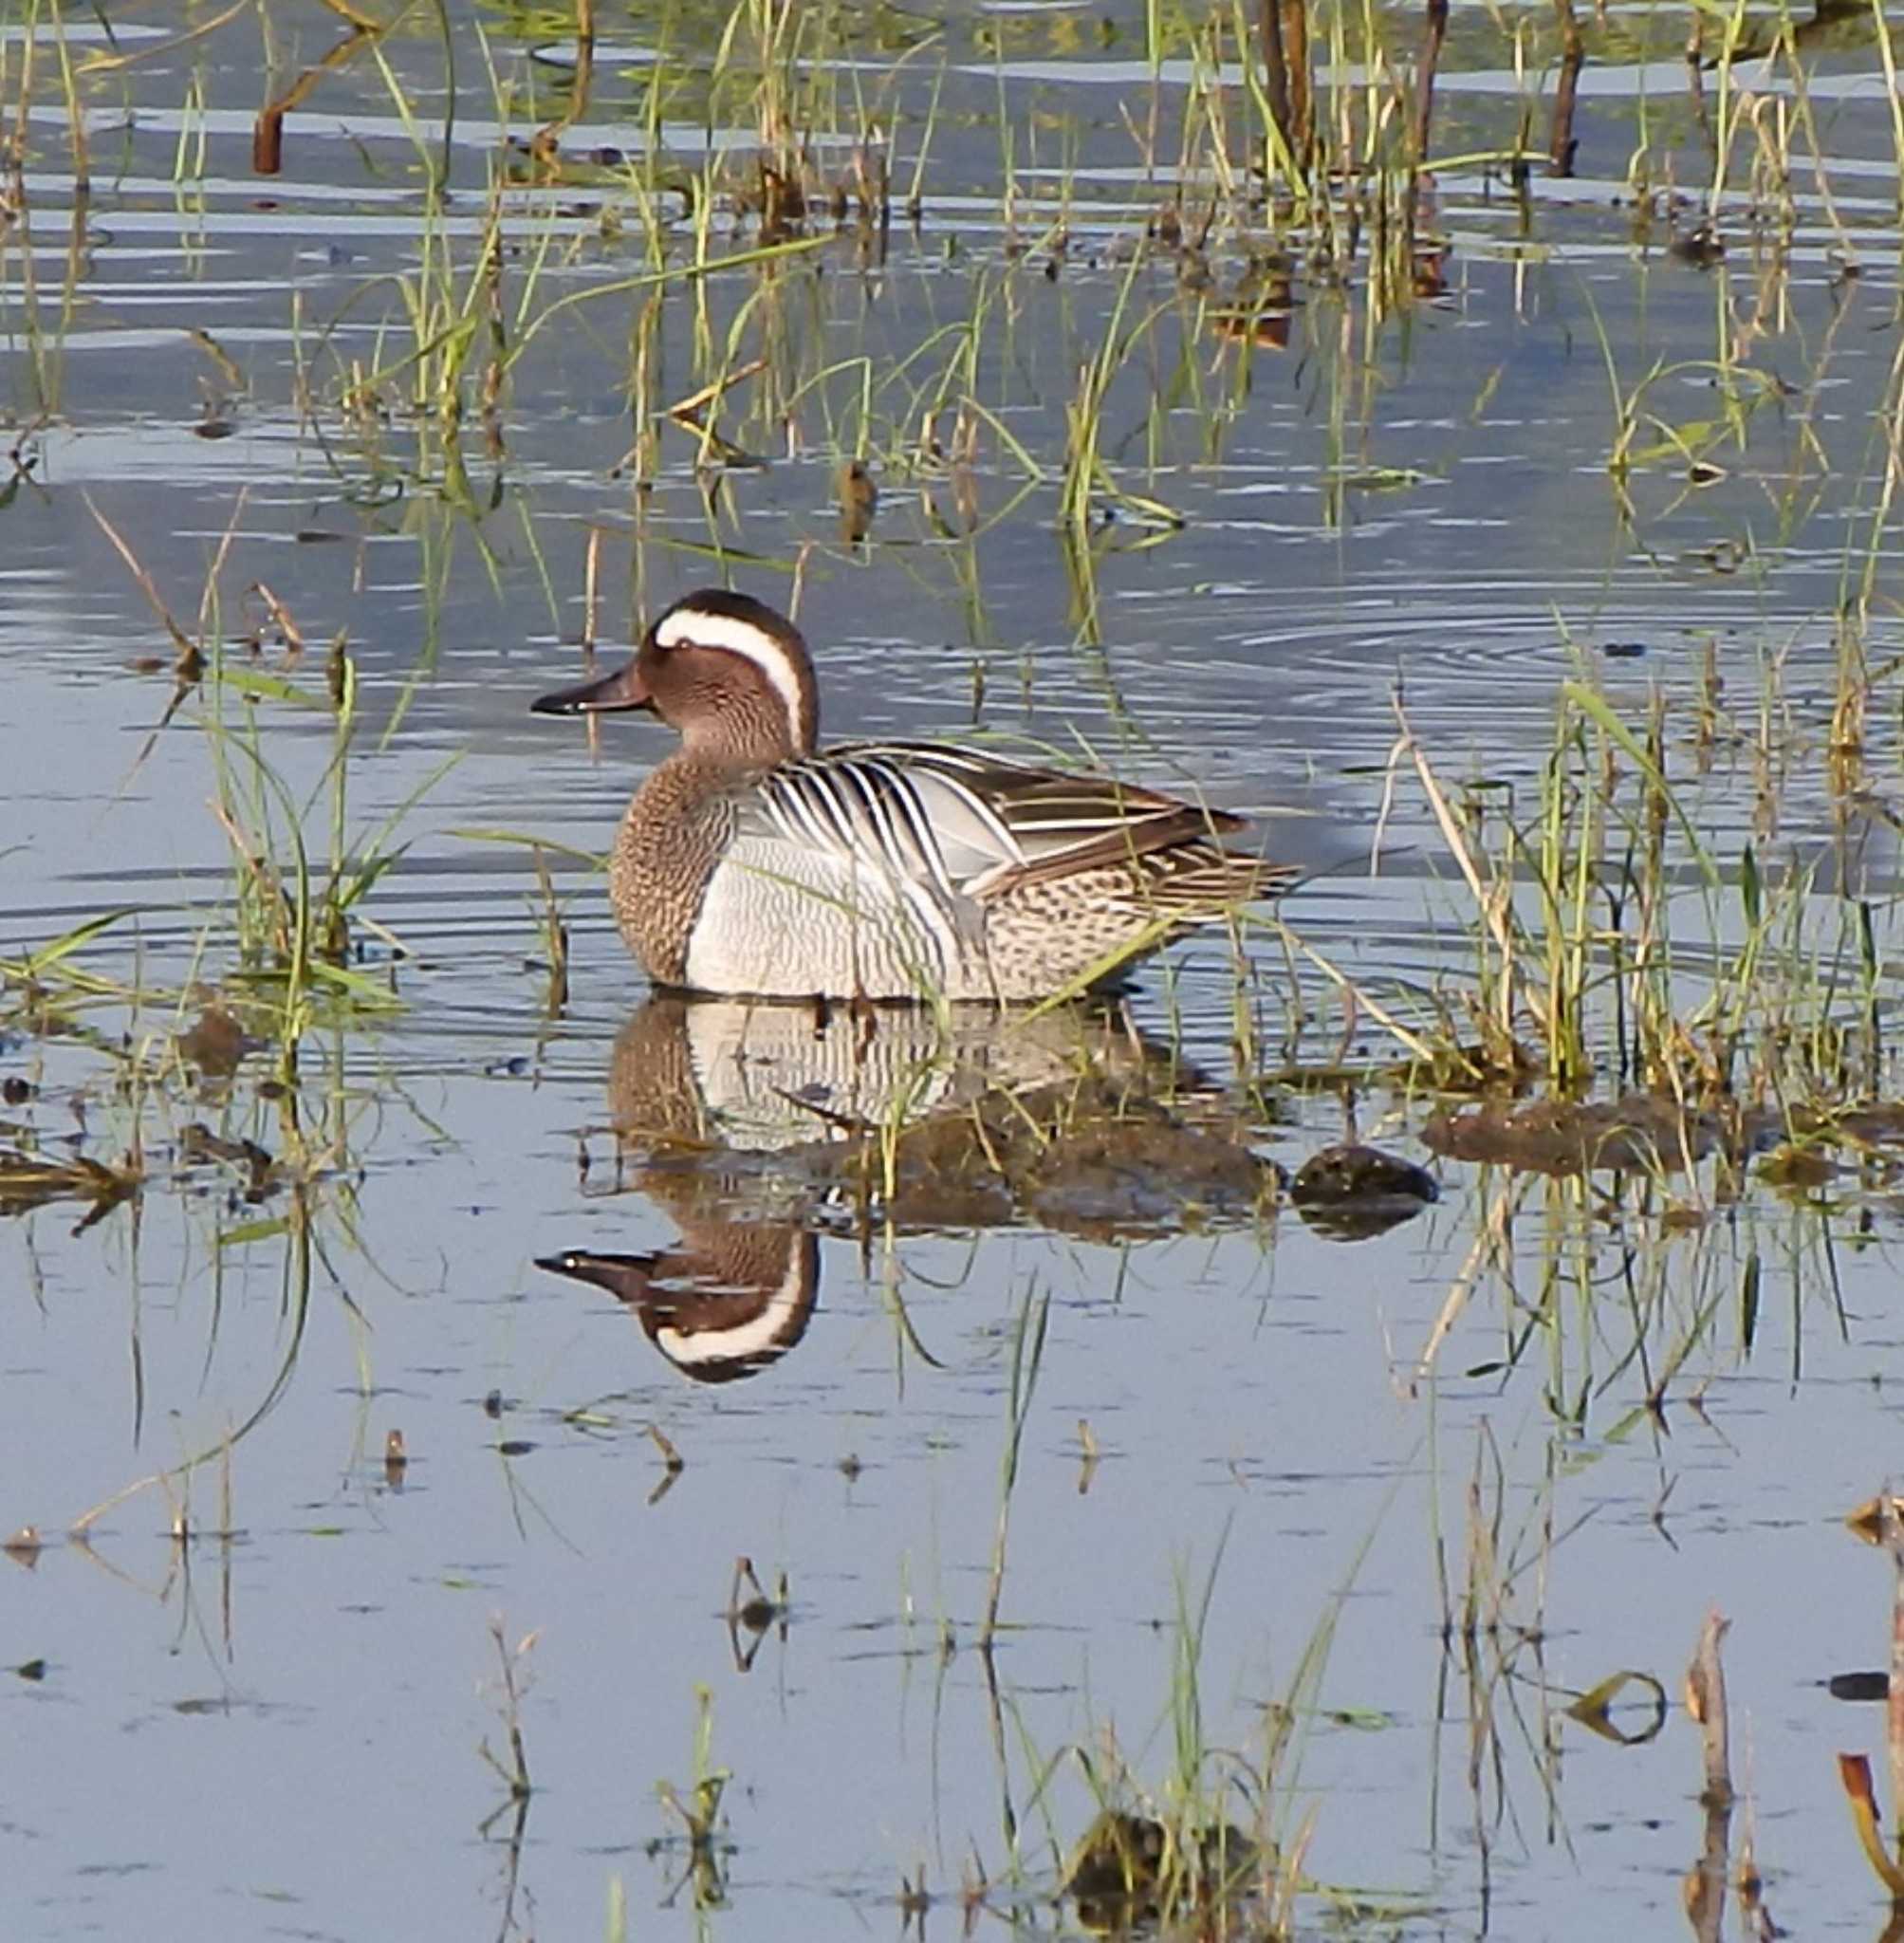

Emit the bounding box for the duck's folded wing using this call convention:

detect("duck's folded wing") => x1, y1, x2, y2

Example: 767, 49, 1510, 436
743, 742, 1250, 901
738, 748, 1010, 905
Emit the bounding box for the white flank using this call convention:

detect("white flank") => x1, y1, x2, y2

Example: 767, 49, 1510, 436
654, 1247, 809, 1369
682, 835, 952, 1000
656, 605, 806, 738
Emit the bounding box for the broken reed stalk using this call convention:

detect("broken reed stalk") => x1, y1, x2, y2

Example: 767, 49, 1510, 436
1259, 0, 1291, 164
1683, 1611, 1733, 1943
575, 0, 597, 102
48, 8, 89, 199
486, 1617, 534, 1800
1549, 0, 1584, 175
1392, 695, 1528, 1045
1280, 0, 1313, 165
532, 0, 597, 162
1685, 13, 1713, 150
1414, 0, 1450, 166
253, 19, 379, 176
582, 525, 601, 651
1841, 1497, 1904, 1900
1891, 1497, 1904, 1870
1258, 0, 1311, 172
1686, 1607, 1733, 1809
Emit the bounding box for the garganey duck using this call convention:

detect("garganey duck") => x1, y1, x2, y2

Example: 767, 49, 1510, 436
531, 589, 1296, 1002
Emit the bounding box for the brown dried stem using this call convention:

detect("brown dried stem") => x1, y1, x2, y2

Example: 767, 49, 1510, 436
1549, 0, 1584, 174
1685, 1606, 1733, 1809
1414, 0, 1450, 165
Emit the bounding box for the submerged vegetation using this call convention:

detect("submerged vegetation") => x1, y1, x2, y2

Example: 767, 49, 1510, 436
4, 0, 1904, 1936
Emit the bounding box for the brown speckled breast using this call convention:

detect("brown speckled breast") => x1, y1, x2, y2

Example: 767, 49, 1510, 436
608, 756, 739, 986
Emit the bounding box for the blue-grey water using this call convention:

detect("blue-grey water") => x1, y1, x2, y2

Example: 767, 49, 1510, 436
4, 3, 1904, 1937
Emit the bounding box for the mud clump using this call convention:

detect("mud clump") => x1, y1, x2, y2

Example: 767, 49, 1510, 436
1757, 1143, 1839, 1192
1423, 1095, 1721, 1176
866, 1081, 1282, 1240
604, 998, 1285, 1240
176, 1003, 250, 1080
1064, 1808, 1258, 1932
1291, 1142, 1438, 1239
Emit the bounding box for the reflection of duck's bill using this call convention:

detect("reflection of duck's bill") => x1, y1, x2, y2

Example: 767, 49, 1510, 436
535, 1235, 819, 1385
535, 1249, 657, 1298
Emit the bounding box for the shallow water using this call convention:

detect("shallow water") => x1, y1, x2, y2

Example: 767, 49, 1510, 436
6, 4, 1904, 1939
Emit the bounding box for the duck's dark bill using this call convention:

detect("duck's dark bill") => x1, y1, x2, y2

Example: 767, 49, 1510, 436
529, 660, 653, 716
534, 1249, 656, 1296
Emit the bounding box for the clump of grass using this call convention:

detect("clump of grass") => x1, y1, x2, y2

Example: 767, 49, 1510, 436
83, 497, 450, 1052
478, 1617, 538, 1808
1322, 649, 1901, 1134
654, 1686, 734, 1909
977, 1523, 1413, 1938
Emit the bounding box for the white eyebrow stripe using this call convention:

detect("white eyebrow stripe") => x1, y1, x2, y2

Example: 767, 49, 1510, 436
656, 606, 807, 737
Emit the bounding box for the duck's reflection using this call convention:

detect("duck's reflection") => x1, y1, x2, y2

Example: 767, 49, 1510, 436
537, 996, 1280, 1383
598, 990, 1182, 1156
536, 1231, 818, 1386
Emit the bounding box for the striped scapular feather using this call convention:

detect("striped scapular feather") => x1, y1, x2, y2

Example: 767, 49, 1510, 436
743, 739, 1281, 907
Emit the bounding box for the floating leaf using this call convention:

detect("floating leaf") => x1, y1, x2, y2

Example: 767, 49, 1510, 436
1829, 1672, 1891, 1702
217, 1217, 289, 1249
1845, 1497, 1904, 1546
211, 664, 323, 708
1332, 465, 1431, 491
1565, 1669, 1667, 1746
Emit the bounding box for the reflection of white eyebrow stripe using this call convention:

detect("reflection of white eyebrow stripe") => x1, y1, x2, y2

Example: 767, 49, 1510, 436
656, 606, 805, 733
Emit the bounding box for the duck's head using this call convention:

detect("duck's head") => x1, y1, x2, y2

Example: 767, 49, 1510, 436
530, 587, 819, 763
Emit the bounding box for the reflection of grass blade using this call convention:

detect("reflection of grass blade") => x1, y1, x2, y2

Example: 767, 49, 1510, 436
0, 1147, 139, 1220
980, 1284, 1049, 1646
71, 1182, 318, 1539
1838, 1753, 1904, 1895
